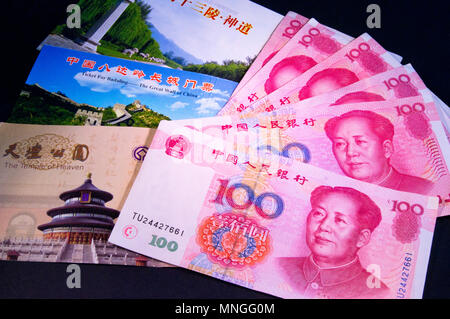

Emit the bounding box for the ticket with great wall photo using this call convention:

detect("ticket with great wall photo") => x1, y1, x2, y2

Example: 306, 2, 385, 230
0, 122, 171, 267
38, 0, 283, 83
7, 45, 238, 128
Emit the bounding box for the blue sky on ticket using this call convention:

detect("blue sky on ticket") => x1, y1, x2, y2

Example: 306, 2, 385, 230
149, 0, 283, 64
25, 45, 239, 120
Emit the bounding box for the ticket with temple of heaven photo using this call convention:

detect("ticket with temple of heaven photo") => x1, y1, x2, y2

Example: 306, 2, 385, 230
0, 122, 171, 268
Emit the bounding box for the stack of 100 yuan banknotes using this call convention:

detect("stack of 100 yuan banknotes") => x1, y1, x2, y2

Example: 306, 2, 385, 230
108, 12, 450, 299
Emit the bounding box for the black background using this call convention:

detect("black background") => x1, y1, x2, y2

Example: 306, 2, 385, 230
0, 0, 449, 302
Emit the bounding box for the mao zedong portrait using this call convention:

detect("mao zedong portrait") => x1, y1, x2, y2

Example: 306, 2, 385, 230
324, 110, 433, 195
277, 186, 389, 299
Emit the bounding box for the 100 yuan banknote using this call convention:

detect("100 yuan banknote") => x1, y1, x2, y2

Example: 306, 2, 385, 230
164, 93, 450, 217
235, 62, 450, 134
267, 64, 428, 111
231, 12, 309, 98
234, 61, 450, 137
0, 122, 171, 267
285, 63, 450, 134
233, 33, 402, 116
221, 18, 354, 115
109, 120, 438, 299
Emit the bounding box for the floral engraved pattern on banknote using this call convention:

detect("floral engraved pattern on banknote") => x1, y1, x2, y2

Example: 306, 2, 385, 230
197, 213, 271, 269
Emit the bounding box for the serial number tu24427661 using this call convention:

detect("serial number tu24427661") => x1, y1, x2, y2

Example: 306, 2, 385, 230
132, 212, 185, 236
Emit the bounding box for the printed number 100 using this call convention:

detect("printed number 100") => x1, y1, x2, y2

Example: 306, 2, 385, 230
149, 235, 178, 252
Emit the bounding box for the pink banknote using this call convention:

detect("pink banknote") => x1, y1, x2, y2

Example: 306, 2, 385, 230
221, 18, 353, 115
235, 60, 450, 139
287, 63, 450, 135
284, 64, 427, 109
164, 94, 450, 217
231, 12, 309, 98
109, 120, 439, 299
430, 92, 450, 135
233, 34, 402, 116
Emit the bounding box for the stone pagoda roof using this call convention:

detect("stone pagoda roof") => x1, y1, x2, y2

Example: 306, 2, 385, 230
46, 202, 120, 218
37, 173, 121, 235
38, 216, 115, 232
59, 173, 114, 202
